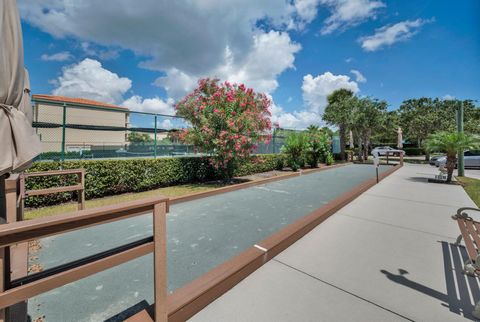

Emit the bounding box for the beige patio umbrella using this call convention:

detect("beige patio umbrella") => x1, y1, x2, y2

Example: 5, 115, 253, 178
397, 127, 403, 149
349, 130, 354, 149
0, 0, 41, 177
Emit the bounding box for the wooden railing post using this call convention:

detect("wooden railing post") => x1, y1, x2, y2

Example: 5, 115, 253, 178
4, 175, 28, 322
78, 170, 85, 210
0, 245, 4, 322
153, 202, 167, 322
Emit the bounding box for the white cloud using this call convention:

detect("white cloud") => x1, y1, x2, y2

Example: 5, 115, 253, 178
350, 69, 366, 83
345, 57, 353, 63
159, 119, 174, 130
302, 72, 359, 114
122, 95, 175, 115
269, 95, 320, 129
51, 58, 132, 104
287, 0, 322, 30
80, 42, 119, 60
443, 94, 455, 100
155, 31, 301, 99
270, 72, 360, 129
320, 0, 385, 35
360, 18, 433, 51
19, 1, 297, 74
19, 1, 304, 100
41, 51, 73, 62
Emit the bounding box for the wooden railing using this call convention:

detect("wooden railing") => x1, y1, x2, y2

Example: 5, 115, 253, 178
0, 196, 169, 322
19, 169, 86, 212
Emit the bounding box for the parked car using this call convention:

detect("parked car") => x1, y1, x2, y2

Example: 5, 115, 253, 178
429, 155, 445, 166
371, 146, 405, 156
435, 150, 480, 168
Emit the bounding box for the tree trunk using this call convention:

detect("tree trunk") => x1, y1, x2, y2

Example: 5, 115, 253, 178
339, 125, 346, 161
425, 151, 430, 161
419, 138, 430, 161
363, 135, 369, 161
357, 136, 363, 162
446, 154, 456, 183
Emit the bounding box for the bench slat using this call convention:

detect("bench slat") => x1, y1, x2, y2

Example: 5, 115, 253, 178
465, 220, 480, 251
474, 221, 480, 237
457, 219, 478, 262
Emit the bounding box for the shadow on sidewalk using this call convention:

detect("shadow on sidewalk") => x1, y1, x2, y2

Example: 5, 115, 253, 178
381, 241, 479, 321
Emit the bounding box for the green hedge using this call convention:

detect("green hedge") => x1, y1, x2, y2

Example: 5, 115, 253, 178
25, 154, 286, 208
403, 147, 425, 156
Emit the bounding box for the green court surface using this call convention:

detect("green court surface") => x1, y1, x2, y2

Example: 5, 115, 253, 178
28, 164, 390, 322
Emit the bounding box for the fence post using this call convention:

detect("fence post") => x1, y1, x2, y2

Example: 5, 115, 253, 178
272, 128, 276, 154
78, 170, 85, 210
457, 103, 465, 176
61, 103, 67, 162
153, 202, 167, 322
154, 115, 158, 159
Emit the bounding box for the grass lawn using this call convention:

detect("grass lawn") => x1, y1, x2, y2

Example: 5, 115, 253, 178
457, 176, 480, 207
25, 183, 225, 220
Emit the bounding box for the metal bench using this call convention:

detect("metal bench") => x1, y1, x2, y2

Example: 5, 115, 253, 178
452, 207, 480, 318
453, 207, 480, 275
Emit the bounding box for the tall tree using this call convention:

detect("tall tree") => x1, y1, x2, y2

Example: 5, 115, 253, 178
437, 99, 480, 134
373, 110, 400, 144
128, 132, 153, 143
322, 89, 355, 160
350, 97, 387, 161
398, 98, 442, 160
398, 98, 480, 160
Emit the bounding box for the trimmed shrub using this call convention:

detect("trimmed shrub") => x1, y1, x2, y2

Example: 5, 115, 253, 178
274, 155, 285, 170
235, 154, 286, 177
325, 153, 334, 165
281, 132, 306, 171
305, 131, 331, 168
25, 154, 286, 208
403, 147, 425, 156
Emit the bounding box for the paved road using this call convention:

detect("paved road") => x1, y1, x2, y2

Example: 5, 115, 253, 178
191, 164, 479, 322
28, 164, 389, 322
465, 168, 480, 180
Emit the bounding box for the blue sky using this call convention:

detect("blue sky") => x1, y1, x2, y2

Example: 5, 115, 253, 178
19, 0, 480, 129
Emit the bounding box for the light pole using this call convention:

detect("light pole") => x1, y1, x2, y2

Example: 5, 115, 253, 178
457, 102, 465, 176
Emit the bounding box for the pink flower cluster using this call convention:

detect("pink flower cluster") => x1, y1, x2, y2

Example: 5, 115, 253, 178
175, 78, 273, 175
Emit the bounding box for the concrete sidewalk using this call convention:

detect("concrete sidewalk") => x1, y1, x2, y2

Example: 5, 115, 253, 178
190, 164, 480, 322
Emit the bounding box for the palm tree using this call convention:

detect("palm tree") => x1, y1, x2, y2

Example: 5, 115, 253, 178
323, 89, 355, 161
307, 124, 320, 133
425, 131, 480, 182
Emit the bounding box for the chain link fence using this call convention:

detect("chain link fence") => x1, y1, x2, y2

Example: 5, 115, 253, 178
32, 97, 300, 161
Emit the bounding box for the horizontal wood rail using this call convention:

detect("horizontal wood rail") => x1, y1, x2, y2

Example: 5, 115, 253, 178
20, 169, 86, 211
381, 151, 404, 166
0, 196, 169, 322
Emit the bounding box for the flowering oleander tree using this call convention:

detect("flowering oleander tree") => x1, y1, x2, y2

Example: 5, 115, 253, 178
175, 78, 272, 180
